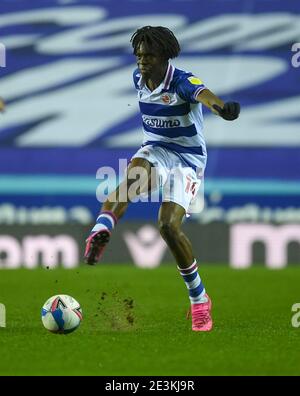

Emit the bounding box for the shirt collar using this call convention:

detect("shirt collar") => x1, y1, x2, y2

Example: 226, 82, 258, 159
137, 62, 175, 91
163, 62, 175, 90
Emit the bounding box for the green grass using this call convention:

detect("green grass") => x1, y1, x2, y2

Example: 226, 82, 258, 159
0, 265, 300, 376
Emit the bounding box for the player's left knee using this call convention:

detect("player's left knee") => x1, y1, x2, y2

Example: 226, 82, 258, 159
158, 220, 180, 241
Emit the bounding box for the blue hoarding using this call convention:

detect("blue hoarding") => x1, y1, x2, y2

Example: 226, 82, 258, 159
0, 0, 299, 221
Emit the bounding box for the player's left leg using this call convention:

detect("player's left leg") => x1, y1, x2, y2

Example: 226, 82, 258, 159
158, 202, 212, 331
159, 163, 213, 331
158, 202, 194, 268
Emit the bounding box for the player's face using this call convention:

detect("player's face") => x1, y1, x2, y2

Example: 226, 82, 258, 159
136, 42, 166, 79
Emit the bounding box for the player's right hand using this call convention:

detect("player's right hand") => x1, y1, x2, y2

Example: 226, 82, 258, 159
213, 102, 240, 121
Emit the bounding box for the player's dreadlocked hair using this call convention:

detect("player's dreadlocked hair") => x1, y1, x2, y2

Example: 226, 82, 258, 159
130, 26, 181, 59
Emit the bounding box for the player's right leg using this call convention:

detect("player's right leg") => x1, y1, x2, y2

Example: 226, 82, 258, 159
84, 158, 152, 265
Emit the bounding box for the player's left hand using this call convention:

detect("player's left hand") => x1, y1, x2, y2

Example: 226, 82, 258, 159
213, 102, 240, 121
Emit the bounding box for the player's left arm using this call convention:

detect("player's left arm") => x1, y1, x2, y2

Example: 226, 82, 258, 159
0, 97, 5, 113
196, 89, 240, 121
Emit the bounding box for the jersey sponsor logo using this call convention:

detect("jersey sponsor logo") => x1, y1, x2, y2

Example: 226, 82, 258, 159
142, 116, 181, 128
188, 76, 203, 85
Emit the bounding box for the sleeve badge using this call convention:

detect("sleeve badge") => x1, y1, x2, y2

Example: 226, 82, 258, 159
188, 76, 203, 85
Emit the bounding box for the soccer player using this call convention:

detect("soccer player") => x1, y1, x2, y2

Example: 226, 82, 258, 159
85, 26, 240, 331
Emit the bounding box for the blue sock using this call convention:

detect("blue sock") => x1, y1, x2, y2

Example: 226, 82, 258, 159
178, 260, 207, 304
91, 211, 117, 234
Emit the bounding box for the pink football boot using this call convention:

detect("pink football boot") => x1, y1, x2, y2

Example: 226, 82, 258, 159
84, 229, 110, 265
187, 294, 213, 332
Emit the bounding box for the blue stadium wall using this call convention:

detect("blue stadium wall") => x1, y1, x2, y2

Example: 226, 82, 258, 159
0, 0, 299, 268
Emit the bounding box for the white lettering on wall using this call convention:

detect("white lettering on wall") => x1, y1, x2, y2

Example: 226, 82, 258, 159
0, 235, 79, 268
230, 224, 300, 269
124, 225, 167, 268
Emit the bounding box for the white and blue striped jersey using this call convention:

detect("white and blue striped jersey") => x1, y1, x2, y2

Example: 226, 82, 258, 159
133, 63, 207, 171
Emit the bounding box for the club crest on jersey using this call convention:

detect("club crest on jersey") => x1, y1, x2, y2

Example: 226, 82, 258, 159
161, 94, 171, 104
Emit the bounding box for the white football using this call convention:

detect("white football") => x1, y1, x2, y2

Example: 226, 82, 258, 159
41, 294, 82, 334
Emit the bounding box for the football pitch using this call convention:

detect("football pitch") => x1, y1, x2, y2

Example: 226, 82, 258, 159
0, 265, 300, 376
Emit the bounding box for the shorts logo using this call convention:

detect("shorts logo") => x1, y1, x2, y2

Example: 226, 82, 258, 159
188, 76, 203, 85
185, 175, 198, 196
161, 94, 171, 104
